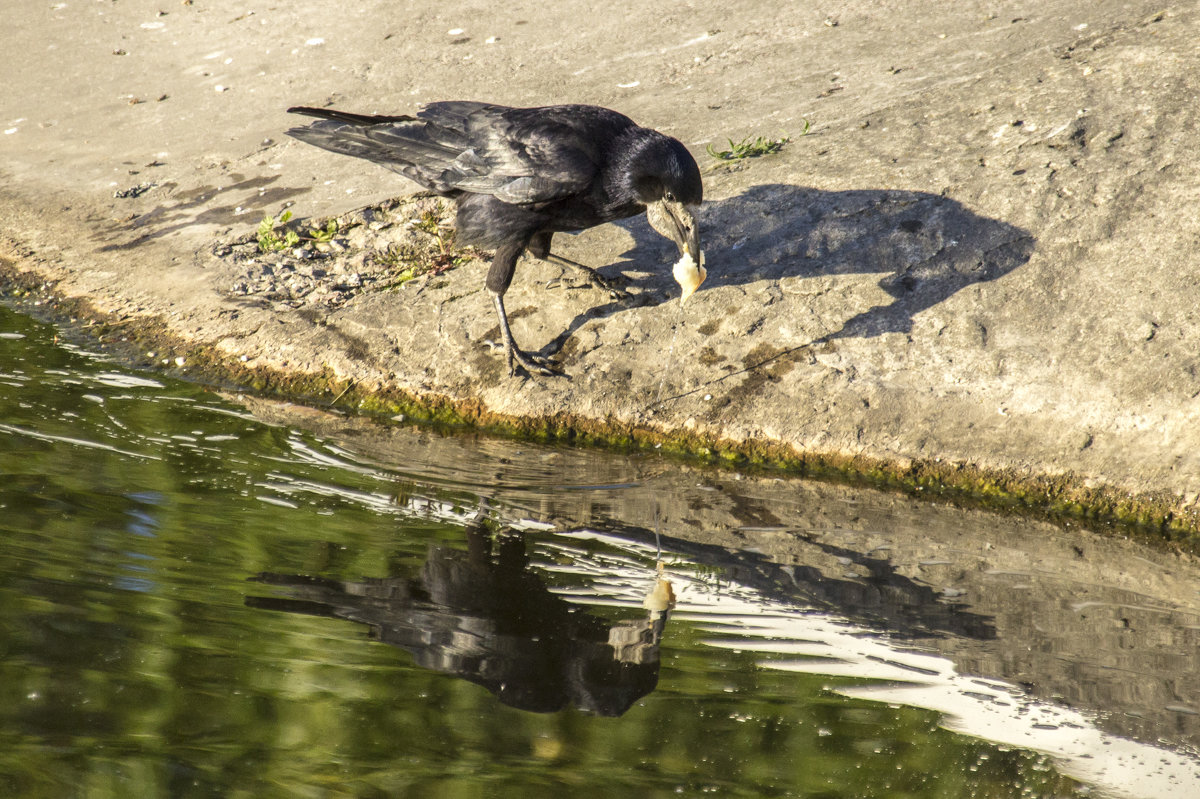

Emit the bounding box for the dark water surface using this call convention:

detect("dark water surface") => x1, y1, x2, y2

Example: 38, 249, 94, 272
2, 304, 1199, 798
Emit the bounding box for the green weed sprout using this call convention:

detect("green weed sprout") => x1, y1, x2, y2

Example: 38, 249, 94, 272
706, 120, 810, 161
257, 210, 300, 252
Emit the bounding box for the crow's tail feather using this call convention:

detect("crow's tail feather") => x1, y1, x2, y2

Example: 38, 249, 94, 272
286, 106, 414, 126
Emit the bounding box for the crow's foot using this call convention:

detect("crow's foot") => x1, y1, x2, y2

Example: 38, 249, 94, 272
505, 344, 561, 378
542, 253, 630, 300
576, 267, 630, 300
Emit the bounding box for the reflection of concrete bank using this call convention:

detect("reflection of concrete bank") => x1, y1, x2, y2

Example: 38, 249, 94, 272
247, 519, 670, 716
537, 529, 1200, 799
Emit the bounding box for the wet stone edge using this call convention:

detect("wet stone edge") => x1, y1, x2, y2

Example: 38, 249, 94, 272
1, 258, 1197, 553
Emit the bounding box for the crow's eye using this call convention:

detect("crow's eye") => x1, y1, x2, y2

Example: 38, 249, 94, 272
665, 191, 676, 202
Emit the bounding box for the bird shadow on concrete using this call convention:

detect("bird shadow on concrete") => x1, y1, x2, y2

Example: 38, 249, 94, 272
94, 175, 309, 252
545, 183, 1034, 358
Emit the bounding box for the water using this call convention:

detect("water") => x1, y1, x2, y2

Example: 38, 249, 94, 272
2, 303, 1199, 798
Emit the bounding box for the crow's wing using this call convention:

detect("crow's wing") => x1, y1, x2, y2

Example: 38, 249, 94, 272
287, 106, 473, 193
287, 104, 612, 205
420, 103, 607, 204
415, 101, 496, 130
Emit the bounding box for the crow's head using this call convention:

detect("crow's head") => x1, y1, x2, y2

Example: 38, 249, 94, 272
628, 134, 702, 258
626, 132, 705, 300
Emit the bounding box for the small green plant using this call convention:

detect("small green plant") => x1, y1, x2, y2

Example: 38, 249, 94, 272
307, 218, 338, 243
257, 212, 339, 252
376, 242, 417, 269
367, 201, 476, 290
376, 240, 473, 289
706, 120, 809, 161
376, 243, 421, 287
707, 135, 785, 160
257, 210, 300, 252
413, 204, 455, 255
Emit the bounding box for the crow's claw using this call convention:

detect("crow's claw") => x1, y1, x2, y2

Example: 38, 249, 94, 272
584, 270, 631, 300
507, 346, 561, 378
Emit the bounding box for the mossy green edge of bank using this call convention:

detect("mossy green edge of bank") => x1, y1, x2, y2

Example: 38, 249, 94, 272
3, 261, 1197, 552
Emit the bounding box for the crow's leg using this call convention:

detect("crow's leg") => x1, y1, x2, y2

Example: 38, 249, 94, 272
487, 241, 559, 377
527, 232, 629, 300
489, 292, 559, 377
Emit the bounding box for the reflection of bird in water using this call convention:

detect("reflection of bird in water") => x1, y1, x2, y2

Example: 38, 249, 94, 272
247, 519, 672, 716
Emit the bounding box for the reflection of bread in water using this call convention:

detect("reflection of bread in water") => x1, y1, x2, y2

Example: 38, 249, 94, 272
642, 576, 676, 614
673, 251, 707, 304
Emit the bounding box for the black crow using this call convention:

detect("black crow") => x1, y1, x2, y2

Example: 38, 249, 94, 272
285, 102, 704, 376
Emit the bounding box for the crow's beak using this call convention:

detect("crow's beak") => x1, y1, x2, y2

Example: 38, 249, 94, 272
648, 199, 701, 261
648, 199, 706, 303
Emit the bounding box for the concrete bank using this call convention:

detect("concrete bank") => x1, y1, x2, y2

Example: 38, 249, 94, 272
3, 1, 1200, 540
